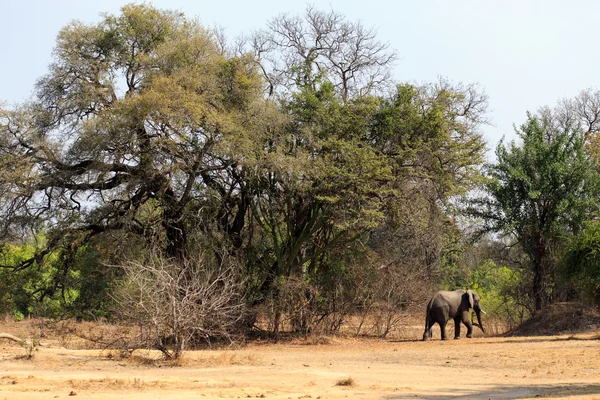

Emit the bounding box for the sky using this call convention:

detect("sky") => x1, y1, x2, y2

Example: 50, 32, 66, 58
2, 0, 599, 159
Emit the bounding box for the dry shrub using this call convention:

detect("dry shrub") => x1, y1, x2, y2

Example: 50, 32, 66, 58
112, 248, 246, 359
477, 315, 511, 336
350, 261, 433, 339
335, 377, 355, 387
250, 257, 434, 340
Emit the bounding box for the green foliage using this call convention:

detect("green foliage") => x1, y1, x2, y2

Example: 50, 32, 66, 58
441, 240, 532, 329
68, 243, 116, 319
471, 114, 600, 310
563, 220, 600, 304
372, 82, 487, 198
467, 260, 530, 326
0, 237, 114, 319
0, 239, 71, 318
488, 116, 598, 238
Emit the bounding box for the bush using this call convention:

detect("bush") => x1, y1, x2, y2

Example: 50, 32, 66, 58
466, 260, 531, 329
0, 237, 117, 320
113, 249, 246, 359
562, 221, 600, 305
442, 239, 532, 330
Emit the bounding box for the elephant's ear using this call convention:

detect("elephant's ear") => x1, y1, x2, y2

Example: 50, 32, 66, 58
467, 290, 474, 309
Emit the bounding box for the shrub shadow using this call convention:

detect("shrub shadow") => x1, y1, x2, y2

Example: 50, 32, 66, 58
383, 383, 600, 399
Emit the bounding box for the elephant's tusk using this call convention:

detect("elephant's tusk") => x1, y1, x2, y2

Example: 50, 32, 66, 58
480, 309, 487, 315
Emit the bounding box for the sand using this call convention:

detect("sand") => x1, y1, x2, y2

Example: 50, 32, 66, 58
1, 332, 599, 399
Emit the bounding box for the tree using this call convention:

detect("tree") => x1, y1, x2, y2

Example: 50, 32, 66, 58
0, 4, 271, 266
247, 79, 394, 334
370, 81, 488, 277
247, 6, 397, 100
539, 88, 600, 161
471, 113, 600, 311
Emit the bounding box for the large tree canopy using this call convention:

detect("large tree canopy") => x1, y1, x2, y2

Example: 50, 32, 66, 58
0, 4, 273, 260
0, 4, 489, 330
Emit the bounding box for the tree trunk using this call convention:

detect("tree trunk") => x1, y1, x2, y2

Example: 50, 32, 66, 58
165, 219, 187, 259
533, 258, 544, 311
533, 235, 547, 312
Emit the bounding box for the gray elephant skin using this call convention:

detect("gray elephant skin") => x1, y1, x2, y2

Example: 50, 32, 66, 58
423, 289, 485, 341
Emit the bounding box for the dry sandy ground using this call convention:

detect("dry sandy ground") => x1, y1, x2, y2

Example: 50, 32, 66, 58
1, 333, 600, 400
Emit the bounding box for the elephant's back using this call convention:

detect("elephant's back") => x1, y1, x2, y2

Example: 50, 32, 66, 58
431, 290, 464, 312
433, 290, 464, 300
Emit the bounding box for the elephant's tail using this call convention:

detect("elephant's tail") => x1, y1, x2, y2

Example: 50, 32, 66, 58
423, 301, 433, 340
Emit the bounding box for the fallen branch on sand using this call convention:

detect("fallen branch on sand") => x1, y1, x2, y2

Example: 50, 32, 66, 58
0, 333, 45, 347
0, 333, 25, 343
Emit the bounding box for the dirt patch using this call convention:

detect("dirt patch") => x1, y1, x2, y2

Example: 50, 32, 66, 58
0, 330, 600, 399
1, 316, 600, 399
507, 302, 600, 336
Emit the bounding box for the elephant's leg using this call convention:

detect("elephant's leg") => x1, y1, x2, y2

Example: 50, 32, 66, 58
439, 320, 448, 340
461, 311, 474, 338
454, 317, 461, 339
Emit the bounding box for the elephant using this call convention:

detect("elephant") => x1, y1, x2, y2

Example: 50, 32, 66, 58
422, 289, 486, 341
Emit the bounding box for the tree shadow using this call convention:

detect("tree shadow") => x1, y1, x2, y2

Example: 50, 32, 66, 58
382, 383, 600, 399
494, 335, 600, 344
390, 335, 600, 344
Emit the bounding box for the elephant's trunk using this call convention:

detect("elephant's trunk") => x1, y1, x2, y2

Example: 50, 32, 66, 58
475, 308, 485, 334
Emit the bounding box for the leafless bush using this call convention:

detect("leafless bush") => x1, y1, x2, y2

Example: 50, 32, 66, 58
266, 259, 432, 339
368, 261, 432, 338
260, 274, 357, 338
112, 249, 246, 359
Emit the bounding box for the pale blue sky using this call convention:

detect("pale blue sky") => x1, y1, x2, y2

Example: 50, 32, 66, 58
2, 0, 599, 157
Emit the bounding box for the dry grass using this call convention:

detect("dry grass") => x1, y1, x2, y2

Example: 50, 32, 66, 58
292, 335, 333, 345
99, 348, 261, 368
67, 377, 164, 390
192, 352, 261, 367
1, 305, 590, 358
0, 313, 450, 348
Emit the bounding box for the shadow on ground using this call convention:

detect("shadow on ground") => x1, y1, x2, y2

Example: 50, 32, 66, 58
383, 383, 600, 399
495, 336, 599, 344
391, 335, 600, 344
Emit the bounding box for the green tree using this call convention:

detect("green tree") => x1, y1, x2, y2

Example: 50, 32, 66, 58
0, 4, 271, 264
562, 221, 600, 304
370, 81, 488, 278
0, 236, 89, 319
471, 114, 600, 311
248, 79, 394, 334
